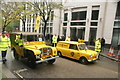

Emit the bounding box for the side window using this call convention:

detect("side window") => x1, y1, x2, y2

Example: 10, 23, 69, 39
69, 44, 78, 50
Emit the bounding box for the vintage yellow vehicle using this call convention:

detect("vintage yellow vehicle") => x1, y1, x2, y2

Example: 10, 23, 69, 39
10, 32, 58, 68
56, 40, 98, 64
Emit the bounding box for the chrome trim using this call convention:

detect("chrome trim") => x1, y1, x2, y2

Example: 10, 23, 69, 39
36, 56, 59, 64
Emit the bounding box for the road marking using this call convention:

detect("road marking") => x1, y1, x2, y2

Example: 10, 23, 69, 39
14, 68, 27, 80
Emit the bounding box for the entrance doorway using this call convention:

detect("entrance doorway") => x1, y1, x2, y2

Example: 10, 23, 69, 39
89, 28, 97, 45
111, 28, 120, 49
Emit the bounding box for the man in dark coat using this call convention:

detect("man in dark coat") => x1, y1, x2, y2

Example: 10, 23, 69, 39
101, 38, 105, 51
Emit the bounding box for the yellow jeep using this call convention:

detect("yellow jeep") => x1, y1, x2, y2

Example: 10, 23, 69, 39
10, 32, 58, 68
56, 40, 98, 64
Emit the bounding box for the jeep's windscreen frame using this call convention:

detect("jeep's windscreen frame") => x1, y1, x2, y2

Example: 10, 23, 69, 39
10, 32, 44, 42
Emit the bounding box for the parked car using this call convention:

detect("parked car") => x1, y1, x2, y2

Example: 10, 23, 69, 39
10, 32, 58, 68
56, 40, 98, 64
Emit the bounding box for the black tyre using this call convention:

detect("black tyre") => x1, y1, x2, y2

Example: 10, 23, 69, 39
47, 59, 56, 64
79, 57, 88, 65
13, 50, 19, 60
27, 53, 36, 68
57, 51, 62, 57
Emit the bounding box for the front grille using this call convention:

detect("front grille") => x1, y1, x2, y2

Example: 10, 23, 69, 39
40, 48, 52, 56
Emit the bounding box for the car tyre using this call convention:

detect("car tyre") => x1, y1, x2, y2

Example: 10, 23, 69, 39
27, 53, 36, 68
13, 50, 19, 60
79, 57, 88, 65
57, 51, 62, 57
47, 59, 56, 64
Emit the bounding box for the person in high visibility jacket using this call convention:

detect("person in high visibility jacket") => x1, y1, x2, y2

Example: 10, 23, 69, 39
0, 32, 11, 63
95, 38, 101, 59
65, 36, 70, 41
52, 34, 58, 47
15, 34, 27, 47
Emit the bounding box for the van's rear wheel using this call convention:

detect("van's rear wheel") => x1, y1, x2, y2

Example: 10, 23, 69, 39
79, 57, 88, 65
13, 50, 19, 60
27, 53, 36, 68
47, 59, 56, 64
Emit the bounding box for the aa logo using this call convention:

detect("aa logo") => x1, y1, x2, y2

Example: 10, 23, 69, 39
71, 52, 74, 56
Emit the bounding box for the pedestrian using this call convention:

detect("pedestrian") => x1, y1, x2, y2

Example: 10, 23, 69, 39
52, 34, 58, 47
0, 32, 11, 63
65, 36, 70, 41
95, 38, 101, 60
101, 37, 105, 51
38, 35, 43, 41
15, 34, 26, 47
57, 35, 60, 42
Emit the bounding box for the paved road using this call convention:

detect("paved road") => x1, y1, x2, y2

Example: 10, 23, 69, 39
3, 49, 118, 78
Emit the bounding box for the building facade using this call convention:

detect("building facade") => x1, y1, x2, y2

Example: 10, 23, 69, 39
19, 0, 120, 48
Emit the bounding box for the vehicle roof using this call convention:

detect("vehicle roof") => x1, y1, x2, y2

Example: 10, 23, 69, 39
10, 32, 42, 35
58, 41, 85, 44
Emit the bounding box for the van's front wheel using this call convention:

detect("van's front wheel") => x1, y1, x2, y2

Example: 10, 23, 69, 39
79, 57, 88, 65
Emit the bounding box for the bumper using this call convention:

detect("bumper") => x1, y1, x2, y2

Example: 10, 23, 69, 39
88, 58, 97, 62
36, 56, 59, 64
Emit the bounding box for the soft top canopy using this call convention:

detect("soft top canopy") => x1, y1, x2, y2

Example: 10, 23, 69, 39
10, 32, 42, 35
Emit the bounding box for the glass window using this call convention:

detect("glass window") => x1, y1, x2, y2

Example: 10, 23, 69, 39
71, 22, 86, 26
63, 23, 67, 26
91, 10, 99, 20
72, 11, 87, 20
69, 44, 78, 50
91, 22, 98, 26
50, 27, 53, 33
32, 28, 34, 32
64, 13, 68, 21
51, 11, 54, 21
42, 27, 44, 33
78, 44, 87, 50
63, 27, 67, 37
114, 21, 120, 26
50, 23, 53, 26
47, 27, 49, 33
77, 28, 85, 40
115, 1, 120, 20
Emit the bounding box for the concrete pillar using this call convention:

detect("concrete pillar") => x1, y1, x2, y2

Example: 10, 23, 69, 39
53, 9, 61, 36
66, 8, 71, 37
103, 2, 117, 44
59, 9, 64, 36
96, 2, 106, 39
84, 5, 92, 42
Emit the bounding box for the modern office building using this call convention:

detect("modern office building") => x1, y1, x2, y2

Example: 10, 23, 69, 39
19, 0, 120, 48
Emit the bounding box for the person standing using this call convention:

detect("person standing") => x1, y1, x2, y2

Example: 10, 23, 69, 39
0, 32, 11, 63
95, 38, 101, 60
52, 34, 58, 47
101, 37, 105, 51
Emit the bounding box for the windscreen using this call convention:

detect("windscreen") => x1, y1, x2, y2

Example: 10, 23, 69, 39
78, 44, 87, 50
23, 35, 44, 42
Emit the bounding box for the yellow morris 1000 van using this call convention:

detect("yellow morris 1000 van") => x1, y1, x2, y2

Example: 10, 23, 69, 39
56, 40, 98, 64
10, 32, 58, 68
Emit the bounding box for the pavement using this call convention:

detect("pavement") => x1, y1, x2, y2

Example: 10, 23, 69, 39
0, 50, 17, 79
88, 45, 120, 62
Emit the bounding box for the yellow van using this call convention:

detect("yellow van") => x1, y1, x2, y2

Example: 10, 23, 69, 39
56, 40, 98, 64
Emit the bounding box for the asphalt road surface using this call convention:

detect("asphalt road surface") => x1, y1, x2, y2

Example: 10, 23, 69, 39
3, 49, 118, 78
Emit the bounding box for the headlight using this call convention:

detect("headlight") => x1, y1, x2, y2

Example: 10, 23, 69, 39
36, 54, 40, 59
90, 54, 92, 57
